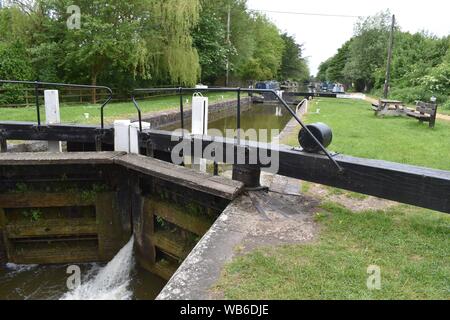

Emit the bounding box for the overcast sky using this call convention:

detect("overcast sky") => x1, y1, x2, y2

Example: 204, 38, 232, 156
247, 0, 450, 76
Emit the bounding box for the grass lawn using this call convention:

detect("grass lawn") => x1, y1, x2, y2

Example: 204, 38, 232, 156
217, 97, 450, 300
217, 203, 449, 300
283, 98, 450, 171
0, 92, 235, 126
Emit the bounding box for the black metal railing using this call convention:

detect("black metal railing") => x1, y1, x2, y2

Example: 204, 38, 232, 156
0, 80, 113, 129
132, 87, 343, 172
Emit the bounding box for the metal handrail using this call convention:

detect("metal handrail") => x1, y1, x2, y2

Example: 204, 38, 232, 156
132, 87, 343, 172
0, 80, 113, 129
295, 99, 308, 114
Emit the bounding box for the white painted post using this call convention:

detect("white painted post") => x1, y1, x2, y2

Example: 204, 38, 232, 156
44, 90, 62, 152
114, 120, 131, 152
192, 94, 209, 135
276, 90, 284, 99
130, 122, 151, 154
192, 93, 209, 172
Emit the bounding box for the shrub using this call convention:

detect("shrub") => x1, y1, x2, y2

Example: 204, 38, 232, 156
0, 41, 33, 105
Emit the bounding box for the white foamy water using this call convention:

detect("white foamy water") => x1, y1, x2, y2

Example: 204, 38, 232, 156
60, 237, 135, 300
5, 263, 39, 277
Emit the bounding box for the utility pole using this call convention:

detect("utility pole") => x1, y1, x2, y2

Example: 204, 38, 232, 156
225, 5, 231, 87
383, 14, 396, 99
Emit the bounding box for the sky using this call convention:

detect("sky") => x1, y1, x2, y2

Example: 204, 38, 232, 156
247, 0, 450, 76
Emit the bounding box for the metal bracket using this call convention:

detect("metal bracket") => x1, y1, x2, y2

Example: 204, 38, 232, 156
146, 139, 155, 158
291, 146, 339, 158
94, 129, 106, 152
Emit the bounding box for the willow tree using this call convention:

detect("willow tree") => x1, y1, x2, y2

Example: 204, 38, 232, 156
147, 0, 201, 85
25, 0, 200, 102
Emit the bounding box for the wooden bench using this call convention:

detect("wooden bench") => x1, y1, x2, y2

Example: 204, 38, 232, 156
406, 101, 438, 128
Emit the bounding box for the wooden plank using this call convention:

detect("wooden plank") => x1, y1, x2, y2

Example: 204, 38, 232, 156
141, 177, 230, 213
143, 131, 450, 214
116, 154, 244, 201
277, 151, 450, 214
0, 151, 123, 166
5, 218, 97, 239
0, 122, 114, 145
0, 208, 5, 230
0, 193, 96, 208
0, 136, 6, 153
96, 192, 127, 261
417, 101, 436, 109
151, 231, 194, 259
139, 259, 179, 281
9, 242, 101, 265
407, 112, 430, 120
145, 198, 213, 236
416, 106, 435, 115
380, 99, 403, 104
139, 197, 156, 265
0, 208, 7, 263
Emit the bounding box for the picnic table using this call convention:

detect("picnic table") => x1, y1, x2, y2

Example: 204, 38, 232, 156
371, 99, 439, 128
372, 99, 408, 117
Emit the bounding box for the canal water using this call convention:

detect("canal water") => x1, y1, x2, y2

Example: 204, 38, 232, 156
0, 102, 294, 300
0, 239, 166, 300
165, 103, 293, 142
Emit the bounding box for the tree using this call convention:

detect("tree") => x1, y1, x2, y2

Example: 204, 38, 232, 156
326, 39, 352, 84
193, 1, 233, 84
0, 0, 304, 97
197, 0, 257, 84
250, 14, 284, 79
0, 40, 33, 104
342, 11, 393, 91
235, 13, 284, 81
0, 5, 30, 43
239, 58, 271, 81
25, 0, 201, 101
280, 33, 309, 82
317, 58, 331, 82
419, 48, 450, 96
318, 11, 449, 107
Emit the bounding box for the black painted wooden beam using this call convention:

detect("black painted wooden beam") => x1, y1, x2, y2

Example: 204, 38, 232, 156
0, 121, 114, 145
0, 121, 448, 214
141, 130, 450, 214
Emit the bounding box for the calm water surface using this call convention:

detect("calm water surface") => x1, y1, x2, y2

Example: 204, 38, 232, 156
165, 103, 293, 142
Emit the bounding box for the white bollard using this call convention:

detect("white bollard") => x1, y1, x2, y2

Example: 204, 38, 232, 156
114, 120, 131, 152
192, 93, 209, 172
44, 90, 62, 152
130, 122, 151, 155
